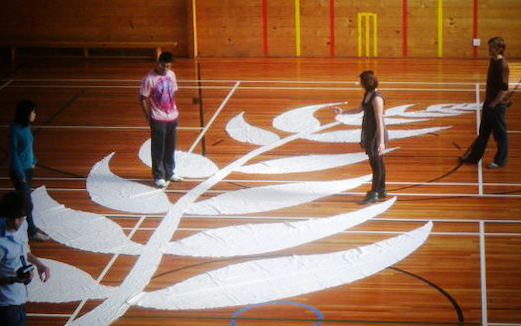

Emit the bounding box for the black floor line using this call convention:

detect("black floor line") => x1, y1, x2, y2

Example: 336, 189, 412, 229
389, 163, 462, 193
389, 267, 464, 324
0, 61, 25, 80
148, 258, 468, 325
33, 90, 84, 136
34, 163, 85, 179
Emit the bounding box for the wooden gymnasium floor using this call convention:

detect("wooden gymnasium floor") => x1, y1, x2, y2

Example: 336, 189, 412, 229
0, 57, 521, 326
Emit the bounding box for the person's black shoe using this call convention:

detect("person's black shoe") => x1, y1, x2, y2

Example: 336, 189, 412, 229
378, 188, 387, 199
459, 154, 478, 164
359, 191, 378, 205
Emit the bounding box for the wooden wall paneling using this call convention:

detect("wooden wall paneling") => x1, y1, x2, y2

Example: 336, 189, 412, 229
266, 0, 296, 57
478, 0, 521, 59
332, 1, 403, 58
197, 0, 263, 57
442, 0, 474, 58
408, 0, 439, 58
299, 0, 330, 57
371, 0, 403, 58
0, 0, 189, 56
332, 0, 354, 57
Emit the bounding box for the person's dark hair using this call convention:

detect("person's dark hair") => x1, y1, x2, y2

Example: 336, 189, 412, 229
158, 51, 174, 63
0, 192, 26, 219
488, 37, 506, 55
13, 100, 36, 127
359, 70, 378, 91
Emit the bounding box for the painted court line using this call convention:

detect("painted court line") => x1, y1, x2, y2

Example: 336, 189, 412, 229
475, 84, 484, 196
188, 81, 241, 153
480, 221, 488, 326
5, 77, 507, 86
66, 215, 146, 324
0, 79, 13, 91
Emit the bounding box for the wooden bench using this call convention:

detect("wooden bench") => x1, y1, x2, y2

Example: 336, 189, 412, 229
5, 41, 178, 60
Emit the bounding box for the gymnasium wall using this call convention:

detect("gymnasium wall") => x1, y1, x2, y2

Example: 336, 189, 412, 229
196, 0, 521, 58
0, 0, 520, 59
0, 0, 189, 57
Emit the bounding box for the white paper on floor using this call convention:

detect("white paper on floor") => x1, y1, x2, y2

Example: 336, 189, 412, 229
272, 102, 348, 134
32, 186, 143, 255
138, 139, 218, 178
186, 174, 371, 215
87, 152, 171, 214
225, 111, 281, 145
29, 258, 116, 303
136, 222, 432, 310
235, 148, 397, 174
304, 126, 451, 143
163, 197, 396, 257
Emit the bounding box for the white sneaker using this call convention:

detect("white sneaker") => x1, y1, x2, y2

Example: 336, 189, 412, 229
170, 174, 184, 182
154, 179, 167, 188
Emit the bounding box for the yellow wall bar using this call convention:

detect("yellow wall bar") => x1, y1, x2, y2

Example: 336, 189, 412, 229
357, 13, 362, 57
295, 0, 301, 57
438, 0, 443, 57
373, 14, 378, 57
192, 0, 198, 57
365, 15, 370, 56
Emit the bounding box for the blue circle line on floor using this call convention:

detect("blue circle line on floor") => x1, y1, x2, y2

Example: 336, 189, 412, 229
230, 301, 324, 326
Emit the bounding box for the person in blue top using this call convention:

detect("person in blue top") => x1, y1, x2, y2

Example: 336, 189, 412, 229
8, 101, 48, 241
0, 192, 50, 326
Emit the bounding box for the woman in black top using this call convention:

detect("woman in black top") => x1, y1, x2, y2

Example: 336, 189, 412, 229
336, 70, 388, 204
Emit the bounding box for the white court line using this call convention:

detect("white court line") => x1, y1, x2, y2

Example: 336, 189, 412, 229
0, 125, 203, 130
66, 215, 146, 324
0, 79, 13, 91
476, 83, 484, 196
7, 187, 520, 198
9, 85, 236, 90
28, 313, 72, 318
5, 77, 510, 86
130, 227, 521, 237
188, 81, 241, 153
4, 176, 521, 187
480, 221, 488, 326
8, 84, 478, 92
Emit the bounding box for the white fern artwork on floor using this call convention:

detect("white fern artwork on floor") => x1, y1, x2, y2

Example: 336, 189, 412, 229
29, 101, 477, 326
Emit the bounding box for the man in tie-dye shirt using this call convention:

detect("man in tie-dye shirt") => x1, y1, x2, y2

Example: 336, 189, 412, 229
140, 51, 183, 188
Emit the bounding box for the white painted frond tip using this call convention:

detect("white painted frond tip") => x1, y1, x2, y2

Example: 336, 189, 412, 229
273, 102, 348, 134
303, 126, 451, 143
186, 174, 371, 215
137, 222, 432, 310
225, 111, 281, 145
164, 197, 396, 257
235, 148, 397, 174
87, 152, 171, 214
29, 258, 116, 303
32, 186, 143, 255
139, 139, 218, 178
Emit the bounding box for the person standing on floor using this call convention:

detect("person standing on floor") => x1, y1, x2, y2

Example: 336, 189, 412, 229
8, 101, 48, 241
0, 191, 51, 326
335, 70, 388, 204
140, 51, 183, 188
459, 37, 510, 169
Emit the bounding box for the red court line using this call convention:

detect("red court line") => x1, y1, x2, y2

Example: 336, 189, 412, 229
330, 0, 335, 57
403, 0, 408, 57
263, 0, 268, 56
